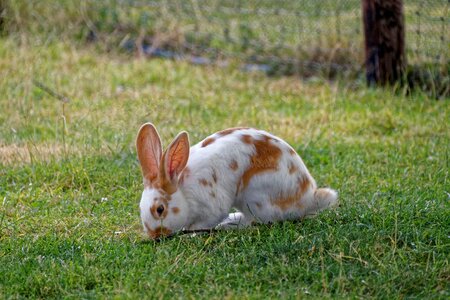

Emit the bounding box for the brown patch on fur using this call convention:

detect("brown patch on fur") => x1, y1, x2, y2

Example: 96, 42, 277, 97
217, 127, 249, 136
202, 128, 250, 148
212, 170, 218, 183
272, 195, 297, 211
210, 191, 216, 198
239, 135, 282, 190
298, 176, 310, 194
199, 178, 212, 187
201, 137, 216, 147
272, 177, 310, 211
255, 202, 262, 209
229, 160, 239, 171
288, 148, 296, 155
152, 176, 177, 195
171, 207, 180, 214
288, 163, 298, 174
241, 134, 253, 144
145, 223, 172, 239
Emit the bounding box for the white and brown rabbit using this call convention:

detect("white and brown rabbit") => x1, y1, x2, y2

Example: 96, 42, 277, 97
136, 123, 337, 239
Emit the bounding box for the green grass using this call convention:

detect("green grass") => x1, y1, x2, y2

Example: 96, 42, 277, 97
0, 34, 449, 299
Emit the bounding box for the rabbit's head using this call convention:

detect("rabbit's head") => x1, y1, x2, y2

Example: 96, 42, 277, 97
136, 123, 190, 239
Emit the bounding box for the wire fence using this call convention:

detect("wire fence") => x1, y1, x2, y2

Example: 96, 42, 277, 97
406, 0, 449, 66
116, 0, 366, 77
2, 0, 449, 79
103, 0, 448, 78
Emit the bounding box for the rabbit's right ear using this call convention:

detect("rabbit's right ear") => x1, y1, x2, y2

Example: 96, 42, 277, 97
136, 123, 162, 186
162, 131, 190, 184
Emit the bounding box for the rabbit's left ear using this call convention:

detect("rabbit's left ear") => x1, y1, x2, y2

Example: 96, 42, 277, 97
136, 123, 162, 187
162, 131, 190, 184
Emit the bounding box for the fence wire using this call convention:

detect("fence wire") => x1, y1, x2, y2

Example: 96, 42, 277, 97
2, 0, 448, 79
104, 0, 448, 77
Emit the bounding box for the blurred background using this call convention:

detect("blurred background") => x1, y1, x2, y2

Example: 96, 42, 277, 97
1, 0, 448, 88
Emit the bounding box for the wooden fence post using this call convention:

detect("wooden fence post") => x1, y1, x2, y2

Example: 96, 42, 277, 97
362, 0, 406, 86
0, 0, 5, 34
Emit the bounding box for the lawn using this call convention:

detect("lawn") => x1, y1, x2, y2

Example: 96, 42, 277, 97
0, 36, 449, 298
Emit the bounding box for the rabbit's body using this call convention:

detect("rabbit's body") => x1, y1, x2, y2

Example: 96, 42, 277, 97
136, 124, 337, 239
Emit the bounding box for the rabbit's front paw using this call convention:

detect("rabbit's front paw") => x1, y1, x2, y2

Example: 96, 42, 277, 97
216, 212, 253, 229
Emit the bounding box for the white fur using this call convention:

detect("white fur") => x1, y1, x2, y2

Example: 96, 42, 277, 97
137, 125, 338, 238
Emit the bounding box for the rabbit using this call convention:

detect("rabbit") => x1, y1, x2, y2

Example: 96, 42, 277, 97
136, 123, 338, 239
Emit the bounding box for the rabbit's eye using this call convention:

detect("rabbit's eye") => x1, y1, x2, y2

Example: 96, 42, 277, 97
156, 204, 165, 216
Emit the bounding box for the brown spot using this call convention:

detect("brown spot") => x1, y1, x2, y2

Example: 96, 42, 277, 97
201, 137, 216, 147
210, 191, 216, 198
239, 135, 282, 191
202, 128, 251, 148
255, 202, 262, 209
229, 160, 239, 171
145, 223, 172, 239
199, 178, 212, 187
288, 163, 299, 174
171, 207, 180, 214
241, 134, 253, 144
272, 194, 298, 211
298, 176, 310, 193
212, 170, 218, 183
288, 148, 297, 156
152, 176, 177, 195
217, 127, 249, 136
272, 177, 310, 211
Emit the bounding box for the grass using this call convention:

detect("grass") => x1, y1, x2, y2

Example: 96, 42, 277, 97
0, 35, 449, 298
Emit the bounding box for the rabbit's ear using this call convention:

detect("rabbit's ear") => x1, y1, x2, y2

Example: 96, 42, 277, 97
136, 123, 162, 186
162, 131, 190, 184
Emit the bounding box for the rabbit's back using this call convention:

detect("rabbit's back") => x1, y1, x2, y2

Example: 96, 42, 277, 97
179, 128, 317, 223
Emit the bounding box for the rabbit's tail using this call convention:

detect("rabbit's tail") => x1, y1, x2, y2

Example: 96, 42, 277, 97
313, 188, 338, 211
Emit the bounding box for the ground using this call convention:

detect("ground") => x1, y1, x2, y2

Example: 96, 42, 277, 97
0, 37, 449, 298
